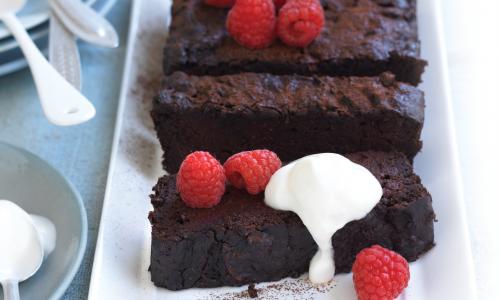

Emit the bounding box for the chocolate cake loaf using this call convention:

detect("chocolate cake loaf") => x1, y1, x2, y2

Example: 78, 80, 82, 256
152, 72, 425, 174
149, 151, 435, 290
164, 0, 427, 85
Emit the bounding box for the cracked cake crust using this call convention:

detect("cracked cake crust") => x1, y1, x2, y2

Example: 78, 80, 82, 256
152, 72, 425, 174
164, 0, 427, 85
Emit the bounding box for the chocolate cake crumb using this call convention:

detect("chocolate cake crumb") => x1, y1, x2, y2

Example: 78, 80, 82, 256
380, 72, 396, 87
248, 284, 258, 298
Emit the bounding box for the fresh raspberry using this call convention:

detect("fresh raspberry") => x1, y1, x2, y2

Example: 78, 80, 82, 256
226, 0, 277, 49
204, 0, 235, 7
352, 245, 410, 300
274, 0, 287, 8
277, 0, 324, 47
176, 151, 226, 208
224, 150, 282, 195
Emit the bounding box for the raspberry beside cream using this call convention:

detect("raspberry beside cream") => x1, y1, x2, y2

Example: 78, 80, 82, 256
264, 153, 382, 284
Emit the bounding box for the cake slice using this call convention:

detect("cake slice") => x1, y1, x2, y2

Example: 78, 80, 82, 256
152, 72, 424, 174
164, 0, 426, 85
148, 151, 435, 290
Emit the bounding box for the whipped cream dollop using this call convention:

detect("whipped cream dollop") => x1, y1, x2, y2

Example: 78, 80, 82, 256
264, 153, 382, 284
0, 200, 57, 259
30, 214, 57, 258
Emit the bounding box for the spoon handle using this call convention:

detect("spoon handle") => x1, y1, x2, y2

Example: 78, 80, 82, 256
49, 12, 82, 90
0, 13, 95, 126
50, 0, 119, 48
1, 280, 20, 300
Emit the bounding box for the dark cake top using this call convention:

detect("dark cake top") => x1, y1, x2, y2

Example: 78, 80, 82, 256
165, 0, 423, 79
149, 151, 430, 238
155, 72, 424, 123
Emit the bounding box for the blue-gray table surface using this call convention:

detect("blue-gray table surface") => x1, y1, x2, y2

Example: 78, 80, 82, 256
0, 1, 132, 298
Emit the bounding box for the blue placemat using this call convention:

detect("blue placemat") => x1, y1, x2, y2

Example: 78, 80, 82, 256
0, 1, 131, 298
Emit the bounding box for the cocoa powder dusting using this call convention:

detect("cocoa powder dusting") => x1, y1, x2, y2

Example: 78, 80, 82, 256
204, 276, 334, 300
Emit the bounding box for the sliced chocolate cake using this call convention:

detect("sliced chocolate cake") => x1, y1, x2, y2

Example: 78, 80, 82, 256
164, 0, 426, 85
152, 72, 425, 174
149, 151, 435, 290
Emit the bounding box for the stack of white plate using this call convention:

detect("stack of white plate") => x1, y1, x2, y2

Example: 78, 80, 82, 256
0, 0, 117, 76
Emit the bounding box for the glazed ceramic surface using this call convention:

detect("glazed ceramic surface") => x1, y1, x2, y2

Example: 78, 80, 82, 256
0, 142, 87, 300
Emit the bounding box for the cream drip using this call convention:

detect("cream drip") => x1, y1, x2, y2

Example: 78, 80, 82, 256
264, 153, 382, 283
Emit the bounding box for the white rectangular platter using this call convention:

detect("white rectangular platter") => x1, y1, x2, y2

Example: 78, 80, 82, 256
88, 0, 478, 299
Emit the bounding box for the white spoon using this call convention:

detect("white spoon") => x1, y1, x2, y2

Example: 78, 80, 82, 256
49, 0, 119, 48
0, 0, 96, 126
0, 200, 44, 300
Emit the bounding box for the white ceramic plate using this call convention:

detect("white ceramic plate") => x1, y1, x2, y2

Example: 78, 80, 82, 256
0, 0, 116, 77
87, 0, 478, 299
0, 0, 94, 40
0, 0, 52, 40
